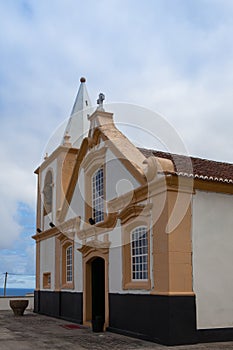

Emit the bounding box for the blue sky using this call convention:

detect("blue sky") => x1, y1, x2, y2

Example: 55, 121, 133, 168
0, 0, 233, 288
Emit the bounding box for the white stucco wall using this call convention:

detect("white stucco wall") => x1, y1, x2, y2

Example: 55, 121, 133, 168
60, 144, 148, 294
0, 296, 34, 311
106, 149, 140, 201
192, 190, 233, 329
74, 241, 83, 292
66, 168, 85, 221
108, 225, 123, 293
40, 237, 55, 290
65, 148, 140, 222
108, 223, 152, 295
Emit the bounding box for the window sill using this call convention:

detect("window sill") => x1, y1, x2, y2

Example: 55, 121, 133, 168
61, 282, 74, 290
123, 280, 151, 290
43, 285, 51, 289
93, 213, 117, 229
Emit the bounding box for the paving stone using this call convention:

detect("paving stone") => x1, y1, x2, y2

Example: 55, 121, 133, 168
0, 310, 232, 350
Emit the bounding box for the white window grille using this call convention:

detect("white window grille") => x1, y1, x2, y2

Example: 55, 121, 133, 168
66, 246, 73, 283
92, 167, 104, 223
131, 226, 148, 281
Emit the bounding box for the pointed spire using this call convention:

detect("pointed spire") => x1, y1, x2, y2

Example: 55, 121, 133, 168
70, 77, 91, 116
62, 77, 93, 148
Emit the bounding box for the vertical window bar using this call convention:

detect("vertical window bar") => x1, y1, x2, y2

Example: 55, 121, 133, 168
92, 167, 104, 223
131, 227, 148, 281
66, 246, 73, 283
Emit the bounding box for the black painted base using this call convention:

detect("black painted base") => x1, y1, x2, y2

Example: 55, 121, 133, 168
34, 291, 233, 345
197, 328, 233, 343
34, 290, 83, 324
108, 293, 197, 345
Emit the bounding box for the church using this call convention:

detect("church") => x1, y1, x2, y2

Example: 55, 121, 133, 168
33, 78, 233, 345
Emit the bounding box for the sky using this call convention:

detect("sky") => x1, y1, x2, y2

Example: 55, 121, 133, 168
0, 0, 233, 288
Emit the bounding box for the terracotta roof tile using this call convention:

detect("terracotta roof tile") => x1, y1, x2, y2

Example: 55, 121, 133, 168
138, 148, 233, 183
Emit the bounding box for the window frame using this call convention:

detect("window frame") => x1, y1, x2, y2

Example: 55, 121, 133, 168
43, 272, 51, 289
81, 146, 107, 225
61, 241, 74, 289
92, 166, 104, 224
122, 218, 151, 290
66, 245, 73, 283
131, 226, 149, 281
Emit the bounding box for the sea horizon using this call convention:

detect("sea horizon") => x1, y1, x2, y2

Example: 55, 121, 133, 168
0, 287, 34, 297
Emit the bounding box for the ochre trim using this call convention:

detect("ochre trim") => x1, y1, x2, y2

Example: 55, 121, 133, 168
58, 216, 81, 237
118, 203, 152, 225
152, 188, 193, 295
58, 137, 92, 222
164, 174, 233, 195
108, 185, 149, 213
88, 109, 114, 124
32, 227, 58, 242
56, 149, 78, 219
58, 117, 148, 222
32, 216, 80, 242
118, 205, 144, 225
81, 245, 109, 329
81, 146, 106, 172
91, 126, 146, 185
78, 213, 117, 240
94, 212, 117, 229
78, 240, 110, 258
194, 178, 233, 194
83, 148, 107, 225
61, 240, 74, 289
122, 218, 151, 290
152, 291, 195, 296
34, 146, 78, 174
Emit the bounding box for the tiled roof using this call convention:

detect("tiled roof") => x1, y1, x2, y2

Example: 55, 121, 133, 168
138, 148, 233, 183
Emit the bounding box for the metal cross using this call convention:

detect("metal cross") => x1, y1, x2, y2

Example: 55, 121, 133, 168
97, 93, 105, 110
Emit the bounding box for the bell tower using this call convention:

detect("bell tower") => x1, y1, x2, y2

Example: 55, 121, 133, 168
35, 78, 92, 231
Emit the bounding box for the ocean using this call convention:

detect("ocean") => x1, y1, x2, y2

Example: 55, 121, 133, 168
0, 288, 34, 297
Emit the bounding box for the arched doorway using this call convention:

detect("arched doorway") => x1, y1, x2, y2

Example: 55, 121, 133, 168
83, 253, 108, 328
91, 257, 105, 322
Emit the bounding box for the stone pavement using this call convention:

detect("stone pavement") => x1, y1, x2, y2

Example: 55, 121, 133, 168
0, 310, 233, 350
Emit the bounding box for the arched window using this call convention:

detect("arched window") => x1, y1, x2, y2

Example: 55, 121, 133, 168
43, 171, 53, 215
122, 208, 151, 290
92, 167, 104, 223
131, 226, 148, 281
62, 241, 74, 289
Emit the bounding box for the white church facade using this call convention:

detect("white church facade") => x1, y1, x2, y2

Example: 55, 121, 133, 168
33, 78, 233, 345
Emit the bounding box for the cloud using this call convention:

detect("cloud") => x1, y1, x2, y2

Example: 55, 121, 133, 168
0, 0, 233, 276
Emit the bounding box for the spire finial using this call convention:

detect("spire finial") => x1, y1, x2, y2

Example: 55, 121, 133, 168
80, 77, 86, 83
97, 93, 105, 111
63, 131, 71, 147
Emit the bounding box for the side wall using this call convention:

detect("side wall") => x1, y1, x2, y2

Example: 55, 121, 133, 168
40, 237, 55, 290
193, 190, 233, 329
108, 294, 196, 345
34, 290, 83, 323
